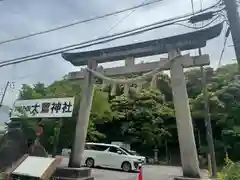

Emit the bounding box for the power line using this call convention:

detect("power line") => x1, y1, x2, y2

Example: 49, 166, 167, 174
0, 81, 10, 106
0, 1, 222, 68
0, 19, 187, 66
0, 15, 222, 68
0, 18, 219, 68
0, 0, 221, 47
9, 0, 147, 83
218, 26, 230, 67
217, 10, 229, 24
190, 0, 198, 56
175, 15, 221, 30
191, 0, 195, 14
106, 0, 148, 34
0, 0, 162, 46
200, 0, 203, 10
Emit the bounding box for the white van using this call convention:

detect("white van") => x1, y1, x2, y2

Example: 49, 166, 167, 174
62, 148, 71, 156
83, 143, 145, 172
61, 143, 145, 172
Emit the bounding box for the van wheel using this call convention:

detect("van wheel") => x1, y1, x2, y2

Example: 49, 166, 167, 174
85, 158, 94, 168
121, 162, 131, 172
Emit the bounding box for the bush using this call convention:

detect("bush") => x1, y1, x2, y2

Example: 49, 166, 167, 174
217, 154, 240, 180
0, 172, 3, 180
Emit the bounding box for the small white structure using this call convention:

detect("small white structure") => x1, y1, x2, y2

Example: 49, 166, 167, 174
5, 155, 62, 180
13, 156, 56, 178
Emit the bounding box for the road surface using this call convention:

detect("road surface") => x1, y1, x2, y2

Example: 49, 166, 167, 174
92, 165, 182, 180
60, 158, 209, 180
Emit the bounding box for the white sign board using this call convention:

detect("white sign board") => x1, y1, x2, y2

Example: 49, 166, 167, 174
12, 156, 56, 178
11, 97, 75, 118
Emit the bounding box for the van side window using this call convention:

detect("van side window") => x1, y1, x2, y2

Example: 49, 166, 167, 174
109, 147, 119, 153
92, 145, 109, 151
85, 144, 92, 150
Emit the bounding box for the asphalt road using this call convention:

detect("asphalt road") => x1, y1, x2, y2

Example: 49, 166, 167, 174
92, 165, 182, 180
60, 158, 209, 180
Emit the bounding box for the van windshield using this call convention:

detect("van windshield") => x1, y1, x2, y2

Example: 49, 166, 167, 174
120, 147, 135, 155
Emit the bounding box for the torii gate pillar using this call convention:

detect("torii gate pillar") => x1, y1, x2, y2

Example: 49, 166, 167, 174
68, 60, 97, 168
169, 50, 200, 178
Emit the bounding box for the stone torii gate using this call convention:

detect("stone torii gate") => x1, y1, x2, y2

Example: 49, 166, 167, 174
62, 23, 223, 179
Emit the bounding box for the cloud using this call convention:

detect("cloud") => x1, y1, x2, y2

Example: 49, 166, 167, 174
0, 0, 235, 106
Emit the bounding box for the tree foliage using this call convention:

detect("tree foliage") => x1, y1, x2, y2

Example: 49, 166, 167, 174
110, 89, 173, 151
188, 64, 240, 162
217, 155, 240, 180
0, 172, 3, 180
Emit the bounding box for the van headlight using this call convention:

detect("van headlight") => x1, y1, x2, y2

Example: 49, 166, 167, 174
134, 162, 142, 169
138, 158, 146, 163
134, 162, 139, 169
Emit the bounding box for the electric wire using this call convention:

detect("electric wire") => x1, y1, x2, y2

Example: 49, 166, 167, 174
218, 10, 229, 25
190, 0, 199, 56
0, 17, 222, 68
218, 26, 230, 67
175, 15, 222, 30
10, 0, 148, 83
0, 18, 188, 67
191, 0, 195, 14
0, 1, 223, 68
200, 0, 203, 10
0, 0, 162, 46
0, 0, 221, 47
106, 0, 149, 34
0, 17, 221, 68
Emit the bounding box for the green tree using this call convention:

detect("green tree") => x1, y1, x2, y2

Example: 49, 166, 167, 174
0, 172, 3, 180
110, 89, 173, 155
187, 63, 240, 163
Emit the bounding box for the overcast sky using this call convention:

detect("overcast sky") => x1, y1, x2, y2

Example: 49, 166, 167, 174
0, 0, 236, 107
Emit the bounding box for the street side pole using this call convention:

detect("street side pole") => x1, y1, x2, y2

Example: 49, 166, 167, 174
223, 0, 240, 71
0, 81, 10, 107
199, 48, 217, 177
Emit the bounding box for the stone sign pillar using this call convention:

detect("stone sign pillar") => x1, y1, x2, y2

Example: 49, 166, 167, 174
169, 50, 200, 178
69, 60, 97, 168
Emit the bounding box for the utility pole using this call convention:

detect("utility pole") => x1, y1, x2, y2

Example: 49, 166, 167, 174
223, 0, 240, 72
0, 81, 10, 107
199, 49, 217, 178
190, 0, 218, 172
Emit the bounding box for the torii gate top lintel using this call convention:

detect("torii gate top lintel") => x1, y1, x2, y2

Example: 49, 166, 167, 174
62, 23, 223, 66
